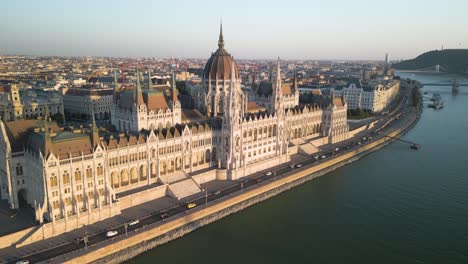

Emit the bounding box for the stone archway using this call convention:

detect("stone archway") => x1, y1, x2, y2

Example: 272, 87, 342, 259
18, 188, 28, 208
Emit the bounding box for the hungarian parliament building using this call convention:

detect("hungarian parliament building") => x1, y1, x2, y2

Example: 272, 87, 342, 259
0, 26, 349, 231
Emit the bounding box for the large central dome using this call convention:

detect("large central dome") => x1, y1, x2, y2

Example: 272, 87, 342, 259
203, 24, 239, 80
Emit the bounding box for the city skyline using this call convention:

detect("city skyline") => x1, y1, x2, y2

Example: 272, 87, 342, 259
2, 0, 468, 60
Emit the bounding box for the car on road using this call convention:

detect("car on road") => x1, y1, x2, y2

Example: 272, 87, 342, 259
265, 171, 272, 176
160, 213, 169, 219
357, 141, 362, 145
213, 190, 221, 195
320, 155, 326, 159
128, 220, 140, 226
296, 164, 302, 168
73, 237, 84, 244
106, 230, 118, 238
15, 261, 29, 264
335, 148, 339, 152
187, 203, 197, 209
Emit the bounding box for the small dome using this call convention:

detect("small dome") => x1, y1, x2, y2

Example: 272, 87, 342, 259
203, 24, 239, 80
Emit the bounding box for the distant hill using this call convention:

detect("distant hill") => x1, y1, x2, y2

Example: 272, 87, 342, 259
393, 49, 468, 74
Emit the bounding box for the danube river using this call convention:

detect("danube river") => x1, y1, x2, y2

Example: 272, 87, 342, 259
129, 72, 468, 264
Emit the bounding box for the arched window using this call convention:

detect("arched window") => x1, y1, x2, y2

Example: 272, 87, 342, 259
151, 162, 157, 178
121, 169, 129, 186
62, 172, 70, 185
50, 174, 58, 187
140, 164, 147, 180
130, 167, 138, 183
16, 164, 23, 176
74, 169, 82, 182
111, 172, 119, 188
97, 164, 103, 176
86, 167, 93, 178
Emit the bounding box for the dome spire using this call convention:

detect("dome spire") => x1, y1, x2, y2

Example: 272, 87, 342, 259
218, 20, 224, 49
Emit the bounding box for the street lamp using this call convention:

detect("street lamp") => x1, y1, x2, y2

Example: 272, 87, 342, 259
83, 231, 88, 251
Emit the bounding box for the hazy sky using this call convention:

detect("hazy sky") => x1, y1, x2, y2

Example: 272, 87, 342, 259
1, 0, 467, 60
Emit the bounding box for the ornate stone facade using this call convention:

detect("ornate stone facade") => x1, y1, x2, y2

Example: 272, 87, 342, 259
0, 26, 349, 227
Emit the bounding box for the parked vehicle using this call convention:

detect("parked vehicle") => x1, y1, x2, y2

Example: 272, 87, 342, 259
265, 171, 272, 176
128, 220, 140, 226
161, 213, 169, 219
296, 164, 302, 168
15, 260, 29, 264
106, 230, 118, 238
187, 203, 197, 209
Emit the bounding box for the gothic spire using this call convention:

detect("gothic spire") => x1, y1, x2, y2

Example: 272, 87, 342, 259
275, 57, 282, 98
43, 103, 51, 157
218, 21, 224, 50
272, 57, 283, 113
148, 69, 152, 90
171, 70, 178, 104
134, 69, 144, 106
113, 70, 118, 103
114, 70, 118, 91
91, 108, 99, 148
293, 66, 298, 93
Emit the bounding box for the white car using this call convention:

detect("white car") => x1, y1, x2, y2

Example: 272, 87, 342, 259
106, 230, 118, 238
265, 171, 272, 176
15, 261, 29, 264
128, 220, 140, 226
321, 155, 326, 159
296, 164, 302, 168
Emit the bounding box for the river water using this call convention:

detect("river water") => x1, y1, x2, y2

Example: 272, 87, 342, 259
128, 72, 468, 264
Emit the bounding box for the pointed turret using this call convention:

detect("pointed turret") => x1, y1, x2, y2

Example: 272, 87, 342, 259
91, 109, 99, 149
43, 105, 51, 157
226, 60, 239, 124
293, 66, 298, 93
171, 71, 178, 104
148, 69, 152, 90
113, 70, 118, 103
218, 21, 224, 50
134, 70, 144, 106
272, 57, 283, 113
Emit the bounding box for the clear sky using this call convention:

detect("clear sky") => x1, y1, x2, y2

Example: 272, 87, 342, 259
1, 0, 467, 60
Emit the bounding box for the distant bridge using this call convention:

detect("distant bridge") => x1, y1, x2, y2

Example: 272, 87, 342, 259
398, 64, 448, 73
421, 79, 468, 87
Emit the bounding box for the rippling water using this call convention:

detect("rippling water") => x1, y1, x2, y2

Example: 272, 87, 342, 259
128, 72, 468, 264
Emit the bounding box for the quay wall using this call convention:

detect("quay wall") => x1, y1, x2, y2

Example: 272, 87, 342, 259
61, 120, 415, 264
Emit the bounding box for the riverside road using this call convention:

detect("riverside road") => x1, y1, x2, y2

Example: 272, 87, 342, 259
6, 87, 418, 264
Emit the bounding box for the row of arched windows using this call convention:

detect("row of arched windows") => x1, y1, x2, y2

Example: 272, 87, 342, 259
49, 164, 103, 188
243, 124, 278, 141
108, 152, 147, 167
